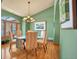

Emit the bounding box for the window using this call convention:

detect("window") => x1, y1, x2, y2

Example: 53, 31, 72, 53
6, 22, 11, 35
1, 20, 20, 40
1, 21, 4, 36
1, 16, 20, 40
12, 23, 16, 35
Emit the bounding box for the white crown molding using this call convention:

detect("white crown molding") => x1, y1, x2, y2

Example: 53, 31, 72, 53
1, 0, 54, 17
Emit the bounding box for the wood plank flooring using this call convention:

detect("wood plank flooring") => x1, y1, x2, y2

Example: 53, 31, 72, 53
2, 41, 60, 59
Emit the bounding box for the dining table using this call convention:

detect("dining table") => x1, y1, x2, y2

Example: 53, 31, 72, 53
14, 36, 26, 49
14, 35, 44, 49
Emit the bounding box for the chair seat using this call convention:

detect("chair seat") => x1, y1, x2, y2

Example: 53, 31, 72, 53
37, 40, 43, 43
10, 44, 17, 52
10, 39, 16, 44
12, 39, 16, 42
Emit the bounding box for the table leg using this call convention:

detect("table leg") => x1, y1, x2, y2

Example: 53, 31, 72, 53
3, 48, 6, 59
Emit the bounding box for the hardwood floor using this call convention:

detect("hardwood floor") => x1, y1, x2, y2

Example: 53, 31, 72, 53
2, 41, 60, 59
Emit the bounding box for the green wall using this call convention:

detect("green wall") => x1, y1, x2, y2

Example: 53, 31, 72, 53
31, 6, 55, 40
60, 30, 77, 59
22, 21, 30, 36
1, 9, 22, 30
1, 9, 22, 21
22, 22, 26, 36
54, 0, 60, 43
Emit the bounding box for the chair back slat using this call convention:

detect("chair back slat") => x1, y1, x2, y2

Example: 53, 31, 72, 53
26, 31, 37, 50
42, 30, 47, 44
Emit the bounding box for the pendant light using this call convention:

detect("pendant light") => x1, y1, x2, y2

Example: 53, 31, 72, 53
23, 1, 35, 22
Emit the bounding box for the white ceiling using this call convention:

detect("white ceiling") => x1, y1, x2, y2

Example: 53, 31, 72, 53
1, 0, 54, 17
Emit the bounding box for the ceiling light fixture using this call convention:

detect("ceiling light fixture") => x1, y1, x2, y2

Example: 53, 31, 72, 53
23, 1, 35, 22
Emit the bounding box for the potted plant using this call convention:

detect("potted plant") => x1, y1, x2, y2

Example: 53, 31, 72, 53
1, 36, 10, 45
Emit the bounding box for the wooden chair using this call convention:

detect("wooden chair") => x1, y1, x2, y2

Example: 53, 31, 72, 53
9, 31, 16, 51
25, 31, 38, 57
9, 31, 17, 58
37, 30, 47, 53
9, 31, 24, 59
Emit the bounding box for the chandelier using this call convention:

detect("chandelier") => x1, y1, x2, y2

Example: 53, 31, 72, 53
23, 1, 35, 22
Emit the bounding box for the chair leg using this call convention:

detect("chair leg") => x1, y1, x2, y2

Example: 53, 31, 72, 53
23, 41, 25, 49
9, 48, 10, 52
33, 48, 37, 56
35, 48, 37, 56
26, 50, 28, 59
43, 45, 47, 53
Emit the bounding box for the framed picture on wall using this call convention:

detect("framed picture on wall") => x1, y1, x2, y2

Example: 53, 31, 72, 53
34, 21, 46, 30
60, 0, 73, 29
